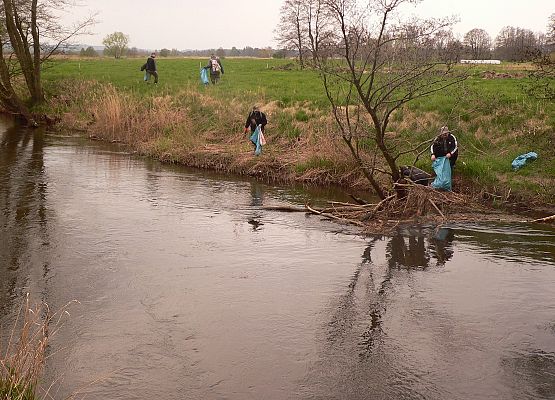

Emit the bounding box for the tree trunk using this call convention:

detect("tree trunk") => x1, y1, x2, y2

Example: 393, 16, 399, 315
3, 0, 44, 105
31, 0, 44, 104
0, 34, 36, 125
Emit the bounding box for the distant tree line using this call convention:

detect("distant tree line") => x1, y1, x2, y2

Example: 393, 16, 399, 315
276, 1, 554, 65
71, 45, 296, 59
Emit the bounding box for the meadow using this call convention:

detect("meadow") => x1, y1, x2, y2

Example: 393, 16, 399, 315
42, 57, 555, 205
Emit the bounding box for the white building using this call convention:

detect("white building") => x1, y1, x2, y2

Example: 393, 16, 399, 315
460, 59, 501, 64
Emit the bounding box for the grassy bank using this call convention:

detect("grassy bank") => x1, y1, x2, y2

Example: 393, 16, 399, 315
40, 57, 554, 207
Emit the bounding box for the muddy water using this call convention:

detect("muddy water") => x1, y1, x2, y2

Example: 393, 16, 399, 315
1, 118, 554, 400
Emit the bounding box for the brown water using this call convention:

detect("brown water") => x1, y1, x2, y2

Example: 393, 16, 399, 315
1, 118, 554, 400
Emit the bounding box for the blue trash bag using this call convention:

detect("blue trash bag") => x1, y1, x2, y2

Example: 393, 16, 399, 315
511, 152, 538, 171
200, 68, 209, 85
249, 125, 263, 155
431, 156, 452, 191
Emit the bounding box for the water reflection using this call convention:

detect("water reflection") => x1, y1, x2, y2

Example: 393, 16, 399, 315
306, 225, 555, 399
247, 182, 265, 231
503, 350, 555, 399
1, 120, 554, 400
431, 227, 455, 266
0, 121, 50, 315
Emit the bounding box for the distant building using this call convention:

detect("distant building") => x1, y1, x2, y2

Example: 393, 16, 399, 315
460, 59, 501, 64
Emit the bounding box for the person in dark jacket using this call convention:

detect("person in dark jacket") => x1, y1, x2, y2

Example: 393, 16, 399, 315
244, 106, 267, 134
431, 125, 458, 167
400, 165, 432, 185
244, 106, 267, 148
204, 55, 224, 84
144, 53, 158, 84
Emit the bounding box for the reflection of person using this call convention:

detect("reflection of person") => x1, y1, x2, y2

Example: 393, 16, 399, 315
249, 182, 264, 207
144, 53, 158, 84
247, 217, 263, 231
431, 125, 458, 167
204, 55, 224, 84
432, 228, 455, 266
247, 183, 265, 231
387, 234, 430, 269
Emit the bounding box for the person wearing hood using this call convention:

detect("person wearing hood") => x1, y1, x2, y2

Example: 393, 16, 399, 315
144, 52, 158, 84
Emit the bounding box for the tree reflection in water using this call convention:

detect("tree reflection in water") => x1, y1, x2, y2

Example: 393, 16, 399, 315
324, 227, 456, 360
0, 122, 50, 317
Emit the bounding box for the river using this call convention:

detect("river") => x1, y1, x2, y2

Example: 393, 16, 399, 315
1, 117, 554, 400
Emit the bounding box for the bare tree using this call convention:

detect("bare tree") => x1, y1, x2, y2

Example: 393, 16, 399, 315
463, 28, 491, 59
0, 0, 94, 124
276, 0, 306, 68
547, 13, 555, 49
494, 26, 538, 61
526, 14, 555, 100
310, 0, 468, 199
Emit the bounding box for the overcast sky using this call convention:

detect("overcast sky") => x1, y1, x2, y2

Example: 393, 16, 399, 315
62, 0, 553, 50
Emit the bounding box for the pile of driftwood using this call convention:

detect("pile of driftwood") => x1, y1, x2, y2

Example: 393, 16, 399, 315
264, 182, 554, 231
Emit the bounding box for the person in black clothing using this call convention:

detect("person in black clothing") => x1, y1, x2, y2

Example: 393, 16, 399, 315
244, 106, 267, 148
431, 125, 458, 167
244, 105, 267, 134
204, 55, 224, 84
145, 53, 158, 84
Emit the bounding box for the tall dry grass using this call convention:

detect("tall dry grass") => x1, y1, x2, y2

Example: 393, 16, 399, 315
1, 295, 74, 400
88, 86, 190, 145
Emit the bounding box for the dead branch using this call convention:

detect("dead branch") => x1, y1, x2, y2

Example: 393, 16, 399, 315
306, 204, 364, 226
528, 214, 555, 223
262, 205, 307, 212
428, 198, 445, 219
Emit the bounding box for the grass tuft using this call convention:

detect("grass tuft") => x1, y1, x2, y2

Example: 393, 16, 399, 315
1, 295, 75, 400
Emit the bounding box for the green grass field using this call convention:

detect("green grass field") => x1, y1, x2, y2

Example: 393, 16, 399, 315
43, 57, 328, 107
41, 57, 555, 204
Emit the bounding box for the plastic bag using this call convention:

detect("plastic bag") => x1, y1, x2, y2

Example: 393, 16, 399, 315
200, 68, 209, 85
250, 125, 263, 155
511, 152, 538, 171
431, 156, 452, 191
259, 130, 266, 145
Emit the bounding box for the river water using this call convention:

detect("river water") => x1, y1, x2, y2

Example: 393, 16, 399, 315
1, 118, 554, 400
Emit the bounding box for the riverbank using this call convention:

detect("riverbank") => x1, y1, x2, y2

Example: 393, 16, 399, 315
33, 58, 555, 217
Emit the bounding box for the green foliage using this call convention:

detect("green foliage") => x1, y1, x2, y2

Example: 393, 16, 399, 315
102, 32, 130, 59
295, 156, 335, 173
273, 111, 300, 140
294, 109, 309, 122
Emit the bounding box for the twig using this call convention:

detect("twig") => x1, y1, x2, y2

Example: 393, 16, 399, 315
262, 205, 306, 212
428, 198, 445, 219
327, 200, 379, 208
362, 194, 396, 221
306, 204, 364, 226
529, 214, 555, 223
349, 194, 369, 205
